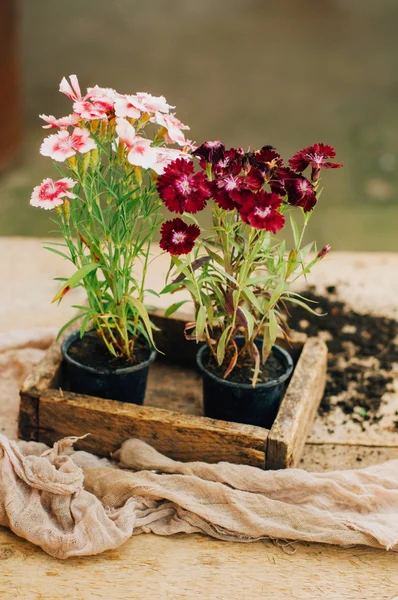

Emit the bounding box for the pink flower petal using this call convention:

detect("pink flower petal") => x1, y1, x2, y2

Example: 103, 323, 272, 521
151, 112, 189, 146
70, 128, 97, 153
59, 75, 83, 102
40, 130, 76, 162
39, 114, 80, 129
114, 95, 141, 119
30, 177, 77, 210
132, 92, 174, 114
127, 138, 158, 169
115, 117, 137, 148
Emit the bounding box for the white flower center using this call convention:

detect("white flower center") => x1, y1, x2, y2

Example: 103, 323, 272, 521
172, 231, 186, 244
224, 176, 238, 191
254, 206, 272, 218
298, 179, 310, 192
177, 176, 192, 195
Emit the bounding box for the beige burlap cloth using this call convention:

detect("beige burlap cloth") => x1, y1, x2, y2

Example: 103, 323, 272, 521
1, 328, 398, 559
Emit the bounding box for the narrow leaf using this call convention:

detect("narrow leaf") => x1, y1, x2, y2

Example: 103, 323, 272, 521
128, 296, 157, 348
164, 300, 190, 318
195, 305, 207, 342
51, 263, 99, 303
217, 325, 232, 366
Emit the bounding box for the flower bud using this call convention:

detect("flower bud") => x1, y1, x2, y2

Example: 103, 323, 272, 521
134, 166, 142, 186
117, 140, 125, 163
90, 120, 99, 133
91, 148, 99, 167
63, 198, 70, 220
82, 152, 91, 175
100, 119, 108, 138
67, 155, 77, 169
317, 244, 331, 259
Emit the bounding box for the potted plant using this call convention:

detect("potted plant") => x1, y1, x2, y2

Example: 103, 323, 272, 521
157, 141, 342, 427
30, 74, 192, 404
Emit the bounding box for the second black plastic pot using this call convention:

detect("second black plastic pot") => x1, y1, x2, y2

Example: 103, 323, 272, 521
61, 331, 156, 405
196, 338, 294, 428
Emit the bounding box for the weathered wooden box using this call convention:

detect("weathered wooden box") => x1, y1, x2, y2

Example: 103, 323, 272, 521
18, 310, 327, 469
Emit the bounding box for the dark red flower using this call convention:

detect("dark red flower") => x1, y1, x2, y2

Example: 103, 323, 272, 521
212, 167, 264, 209
288, 143, 343, 182
192, 141, 225, 165
159, 218, 200, 255
271, 168, 317, 212
157, 158, 211, 214
239, 191, 285, 232
254, 147, 283, 180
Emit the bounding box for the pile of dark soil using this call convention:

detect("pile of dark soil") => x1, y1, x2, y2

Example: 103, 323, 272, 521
68, 331, 151, 371
208, 349, 286, 384
286, 286, 397, 429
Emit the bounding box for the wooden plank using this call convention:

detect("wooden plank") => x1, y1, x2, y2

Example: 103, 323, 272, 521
266, 337, 328, 469
18, 342, 63, 441
38, 389, 268, 467
0, 523, 397, 600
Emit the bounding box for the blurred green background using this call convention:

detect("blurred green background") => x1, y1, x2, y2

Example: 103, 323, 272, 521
1, 0, 398, 250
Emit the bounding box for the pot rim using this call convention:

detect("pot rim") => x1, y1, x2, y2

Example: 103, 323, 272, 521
61, 330, 157, 376
196, 339, 294, 389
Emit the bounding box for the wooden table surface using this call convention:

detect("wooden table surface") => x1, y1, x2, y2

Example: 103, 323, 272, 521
1, 237, 398, 600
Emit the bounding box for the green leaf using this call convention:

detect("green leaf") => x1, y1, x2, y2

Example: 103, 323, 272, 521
56, 313, 85, 341
289, 214, 300, 248
79, 312, 93, 338
146, 289, 161, 298
195, 305, 207, 342
164, 300, 190, 318
217, 325, 232, 366
44, 246, 73, 262
239, 306, 254, 338
51, 263, 99, 303
242, 287, 262, 313
128, 296, 157, 349
161, 281, 186, 295
262, 310, 278, 362
283, 297, 325, 316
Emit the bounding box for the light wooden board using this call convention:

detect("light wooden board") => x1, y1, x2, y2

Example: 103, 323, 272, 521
2, 238, 398, 599
0, 517, 398, 600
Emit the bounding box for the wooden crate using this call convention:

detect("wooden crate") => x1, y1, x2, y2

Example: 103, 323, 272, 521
19, 311, 327, 469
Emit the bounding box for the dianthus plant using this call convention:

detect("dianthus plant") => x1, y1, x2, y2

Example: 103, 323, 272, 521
157, 142, 342, 385
31, 74, 192, 360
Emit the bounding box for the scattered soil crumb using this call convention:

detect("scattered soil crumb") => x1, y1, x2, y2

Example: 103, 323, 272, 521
286, 286, 397, 429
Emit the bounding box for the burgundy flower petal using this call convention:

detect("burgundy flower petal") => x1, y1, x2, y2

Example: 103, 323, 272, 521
213, 188, 238, 210
286, 176, 318, 212
288, 143, 343, 180
192, 141, 225, 165
159, 218, 200, 255
239, 191, 284, 232
157, 158, 211, 214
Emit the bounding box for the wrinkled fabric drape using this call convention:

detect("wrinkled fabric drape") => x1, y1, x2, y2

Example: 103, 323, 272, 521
0, 435, 397, 559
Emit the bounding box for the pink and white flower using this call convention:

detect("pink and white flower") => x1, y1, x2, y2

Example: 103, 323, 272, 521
115, 117, 138, 147
115, 117, 158, 170
132, 92, 173, 114
114, 95, 141, 119
151, 147, 191, 175
40, 128, 97, 162
39, 114, 80, 129
73, 100, 109, 120
59, 75, 88, 102
30, 177, 77, 210
151, 112, 189, 146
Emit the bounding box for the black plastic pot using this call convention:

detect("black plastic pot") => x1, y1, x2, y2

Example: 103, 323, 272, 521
196, 338, 294, 428
61, 331, 156, 405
